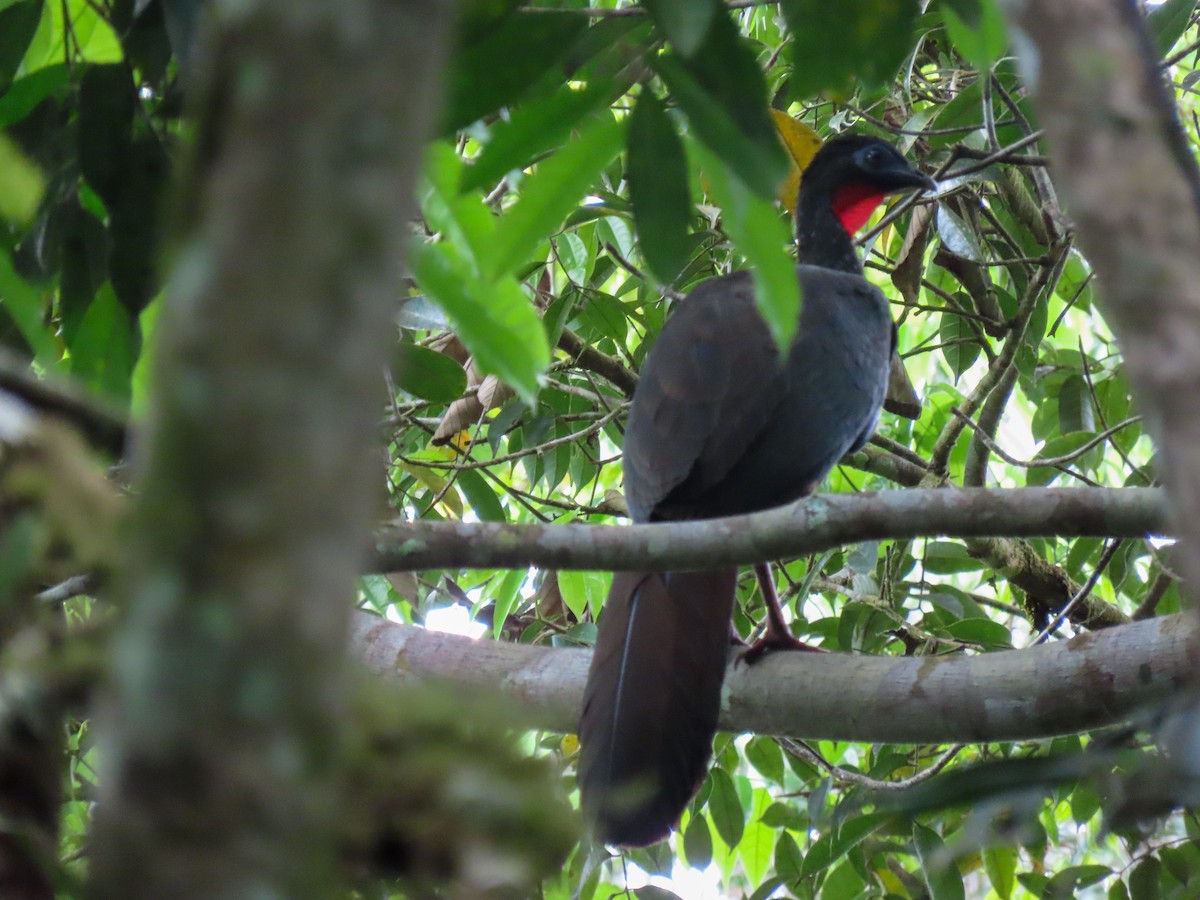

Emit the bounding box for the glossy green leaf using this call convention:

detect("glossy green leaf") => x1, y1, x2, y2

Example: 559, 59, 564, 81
408, 239, 548, 404
483, 112, 624, 280
706, 768, 744, 849
744, 736, 784, 785
942, 0, 1008, 72
652, 10, 787, 199
441, 12, 588, 134
0, 246, 57, 366
68, 283, 134, 401
627, 89, 691, 285
799, 813, 886, 877
391, 344, 467, 404
913, 822, 965, 900
557, 570, 609, 621
783, 0, 920, 98
939, 310, 981, 379
739, 791, 773, 885
774, 832, 803, 883
455, 468, 506, 524
641, 0, 719, 57
1148, 0, 1198, 57
946, 617, 1012, 648
683, 814, 713, 869
490, 568, 526, 639
78, 64, 134, 206
0, 0, 42, 84
937, 206, 986, 262
693, 141, 799, 348
922, 540, 984, 574
107, 137, 171, 315
0, 63, 69, 127
1057, 374, 1096, 435
983, 845, 1017, 900
460, 81, 615, 194
0, 131, 43, 223
23, 0, 122, 69
1129, 857, 1163, 900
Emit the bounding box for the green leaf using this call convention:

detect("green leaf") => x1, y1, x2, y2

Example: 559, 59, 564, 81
1148, 0, 1198, 57
820, 862, 867, 900
0, 131, 44, 223
490, 567, 526, 639
391, 344, 467, 403
70, 0, 122, 63
744, 736, 784, 785
68, 283, 134, 401
78, 63, 134, 207
683, 814, 713, 869
483, 112, 624, 280
774, 832, 803, 883
23, 0, 121, 69
1025, 432, 1099, 487
441, 11, 588, 134
738, 791, 773, 885
641, 0, 719, 57
107, 137, 171, 316
627, 89, 691, 285
983, 845, 1017, 900
460, 81, 615, 194
939, 309, 981, 379
1057, 374, 1096, 435
913, 822, 965, 900
693, 141, 800, 348
1129, 857, 1162, 900
0, 245, 57, 366
408, 239, 548, 404
799, 813, 886, 876
0, 0, 42, 85
942, 0, 1008, 72
652, 11, 787, 199
783, 0, 920, 98
937, 206, 986, 261
922, 540, 984, 574
946, 617, 1012, 649
455, 468, 506, 524
557, 570, 610, 620
0, 64, 69, 127
706, 768, 745, 849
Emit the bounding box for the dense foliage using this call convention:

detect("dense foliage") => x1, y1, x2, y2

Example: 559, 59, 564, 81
2, 0, 1200, 897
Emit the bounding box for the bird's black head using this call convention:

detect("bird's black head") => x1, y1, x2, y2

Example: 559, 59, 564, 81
797, 134, 935, 235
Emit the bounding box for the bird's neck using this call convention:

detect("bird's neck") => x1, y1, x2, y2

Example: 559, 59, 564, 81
796, 186, 875, 275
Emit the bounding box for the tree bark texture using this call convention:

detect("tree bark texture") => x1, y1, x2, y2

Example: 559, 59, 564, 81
374, 486, 1166, 571
87, 1, 452, 896
352, 610, 1198, 744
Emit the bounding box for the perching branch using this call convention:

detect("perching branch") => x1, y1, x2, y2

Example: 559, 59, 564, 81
373, 486, 1165, 573
350, 610, 1197, 744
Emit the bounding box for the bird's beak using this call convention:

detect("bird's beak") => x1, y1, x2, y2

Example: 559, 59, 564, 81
888, 170, 936, 196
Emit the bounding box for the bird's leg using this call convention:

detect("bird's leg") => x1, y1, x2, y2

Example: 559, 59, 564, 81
741, 562, 824, 664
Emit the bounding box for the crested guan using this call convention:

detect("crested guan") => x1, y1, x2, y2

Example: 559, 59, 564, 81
577, 135, 935, 847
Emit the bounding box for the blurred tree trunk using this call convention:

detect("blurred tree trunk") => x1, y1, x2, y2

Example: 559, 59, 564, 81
999, 0, 1200, 599
86, 1, 452, 896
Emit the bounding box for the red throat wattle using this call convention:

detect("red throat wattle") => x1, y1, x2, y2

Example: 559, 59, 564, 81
832, 184, 887, 235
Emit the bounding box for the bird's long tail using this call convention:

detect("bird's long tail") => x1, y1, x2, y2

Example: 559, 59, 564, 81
578, 568, 738, 846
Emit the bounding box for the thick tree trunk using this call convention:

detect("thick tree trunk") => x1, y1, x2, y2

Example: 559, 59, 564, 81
86, 1, 452, 896
999, 0, 1200, 599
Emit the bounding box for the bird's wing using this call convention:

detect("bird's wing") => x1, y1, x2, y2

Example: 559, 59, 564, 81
621, 271, 788, 522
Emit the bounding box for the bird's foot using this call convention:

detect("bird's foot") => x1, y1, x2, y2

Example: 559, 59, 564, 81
739, 631, 825, 666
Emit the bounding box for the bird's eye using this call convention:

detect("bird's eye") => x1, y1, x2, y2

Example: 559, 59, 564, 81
863, 147, 885, 167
